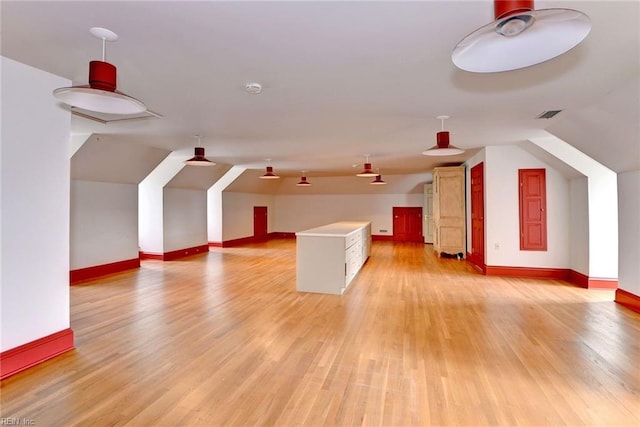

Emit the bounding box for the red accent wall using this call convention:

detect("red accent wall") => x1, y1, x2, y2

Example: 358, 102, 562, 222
70, 258, 140, 284
0, 329, 74, 380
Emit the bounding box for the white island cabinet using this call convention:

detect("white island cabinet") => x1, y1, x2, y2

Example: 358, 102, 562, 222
296, 221, 371, 295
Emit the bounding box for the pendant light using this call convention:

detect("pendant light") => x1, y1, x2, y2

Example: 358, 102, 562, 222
53, 27, 148, 114
184, 135, 215, 166
452, 0, 591, 73
370, 169, 387, 185
260, 159, 280, 179
422, 116, 465, 157
356, 155, 378, 177
296, 171, 312, 186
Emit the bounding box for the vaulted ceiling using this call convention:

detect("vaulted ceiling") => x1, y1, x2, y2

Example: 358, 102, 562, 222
2, 1, 638, 177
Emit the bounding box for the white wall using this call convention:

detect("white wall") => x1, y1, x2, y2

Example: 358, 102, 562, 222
138, 182, 164, 253
1, 57, 71, 350
529, 136, 618, 279
587, 169, 618, 279
484, 145, 570, 268
164, 188, 208, 252
569, 178, 589, 275
222, 192, 275, 241
274, 193, 423, 234
70, 180, 139, 269
618, 171, 640, 295
207, 166, 246, 243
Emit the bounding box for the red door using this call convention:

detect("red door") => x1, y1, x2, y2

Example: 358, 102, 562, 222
393, 207, 423, 242
519, 169, 547, 251
253, 206, 268, 241
470, 163, 485, 268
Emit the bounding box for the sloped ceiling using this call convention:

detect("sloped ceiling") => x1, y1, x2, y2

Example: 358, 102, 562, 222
548, 75, 640, 173
71, 134, 170, 184
166, 163, 233, 190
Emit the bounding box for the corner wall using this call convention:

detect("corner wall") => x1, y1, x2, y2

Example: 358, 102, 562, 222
71, 180, 139, 269
484, 145, 570, 269
1, 58, 73, 361
618, 171, 640, 296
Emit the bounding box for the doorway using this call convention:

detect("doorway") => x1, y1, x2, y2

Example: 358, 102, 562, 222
253, 206, 268, 241
393, 207, 423, 242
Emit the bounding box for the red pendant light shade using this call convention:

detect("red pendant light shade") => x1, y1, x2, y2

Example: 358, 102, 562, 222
89, 61, 117, 91
370, 174, 386, 185
296, 174, 312, 186
494, 0, 533, 19
356, 155, 378, 177
422, 116, 465, 156
452, 0, 591, 73
436, 131, 450, 149
260, 166, 280, 179
53, 27, 148, 114
357, 162, 376, 177
185, 147, 215, 166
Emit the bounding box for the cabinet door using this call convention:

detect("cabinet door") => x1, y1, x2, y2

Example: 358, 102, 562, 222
433, 167, 465, 256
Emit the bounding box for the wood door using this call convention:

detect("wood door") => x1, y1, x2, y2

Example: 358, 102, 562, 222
253, 206, 268, 241
393, 207, 423, 242
470, 163, 485, 267
519, 169, 547, 251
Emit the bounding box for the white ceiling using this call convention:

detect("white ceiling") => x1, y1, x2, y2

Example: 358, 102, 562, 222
2, 1, 639, 177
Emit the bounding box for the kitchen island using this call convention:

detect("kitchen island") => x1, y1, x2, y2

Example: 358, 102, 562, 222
296, 221, 371, 295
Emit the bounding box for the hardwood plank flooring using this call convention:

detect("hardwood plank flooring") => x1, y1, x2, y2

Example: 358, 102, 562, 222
1, 239, 639, 426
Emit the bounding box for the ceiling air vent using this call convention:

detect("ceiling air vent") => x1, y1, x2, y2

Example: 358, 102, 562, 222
536, 110, 562, 119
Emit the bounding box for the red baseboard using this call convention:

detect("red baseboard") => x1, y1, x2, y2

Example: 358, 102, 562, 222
208, 242, 223, 248
70, 258, 140, 284
485, 266, 569, 280
615, 289, 640, 314
372, 235, 394, 242
270, 232, 296, 239
1, 329, 74, 380
140, 244, 209, 261
569, 270, 618, 289
485, 266, 618, 289
221, 236, 257, 247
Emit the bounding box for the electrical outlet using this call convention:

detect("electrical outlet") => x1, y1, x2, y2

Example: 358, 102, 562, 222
494, 243, 500, 250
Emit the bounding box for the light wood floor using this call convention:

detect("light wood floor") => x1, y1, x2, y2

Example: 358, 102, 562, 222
2, 239, 639, 426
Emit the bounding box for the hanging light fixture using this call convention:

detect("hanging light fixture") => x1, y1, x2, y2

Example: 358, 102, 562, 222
370, 169, 387, 185
452, 0, 591, 73
296, 171, 312, 186
53, 27, 147, 114
185, 135, 215, 166
260, 159, 280, 179
422, 116, 465, 157
356, 155, 378, 177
